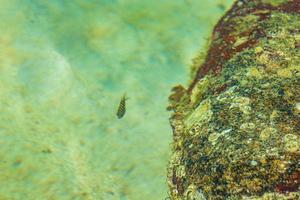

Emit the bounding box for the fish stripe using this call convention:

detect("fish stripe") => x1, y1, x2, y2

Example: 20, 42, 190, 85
117, 95, 127, 118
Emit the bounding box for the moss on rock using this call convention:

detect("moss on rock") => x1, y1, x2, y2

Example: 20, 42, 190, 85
167, 0, 300, 199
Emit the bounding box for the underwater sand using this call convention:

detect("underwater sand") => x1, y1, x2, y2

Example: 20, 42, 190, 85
0, 0, 234, 199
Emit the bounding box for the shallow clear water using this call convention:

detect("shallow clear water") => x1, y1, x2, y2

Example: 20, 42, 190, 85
0, 0, 234, 199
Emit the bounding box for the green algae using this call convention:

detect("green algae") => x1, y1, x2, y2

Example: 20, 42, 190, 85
261, 0, 288, 6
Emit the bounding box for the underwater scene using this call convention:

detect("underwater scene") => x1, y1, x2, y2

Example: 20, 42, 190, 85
1, 0, 300, 200
0, 0, 234, 200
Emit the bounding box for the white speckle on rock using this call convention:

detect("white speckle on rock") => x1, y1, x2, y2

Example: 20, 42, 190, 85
222, 129, 232, 134
296, 102, 300, 111
250, 160, 258, 166
247, 138, 253, 144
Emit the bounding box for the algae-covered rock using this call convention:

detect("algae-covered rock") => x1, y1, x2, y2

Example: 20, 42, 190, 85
167, 0, 300, 199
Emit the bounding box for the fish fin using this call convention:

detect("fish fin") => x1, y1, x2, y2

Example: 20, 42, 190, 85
123, 92, 129, 101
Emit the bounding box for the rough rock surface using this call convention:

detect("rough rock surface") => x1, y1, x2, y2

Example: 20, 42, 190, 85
167, 0, 300, 199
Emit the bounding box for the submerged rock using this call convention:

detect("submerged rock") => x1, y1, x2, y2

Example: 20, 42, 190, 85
167, 0, 300, 199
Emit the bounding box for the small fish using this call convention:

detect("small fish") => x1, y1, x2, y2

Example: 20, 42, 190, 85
116, 93, 128, 119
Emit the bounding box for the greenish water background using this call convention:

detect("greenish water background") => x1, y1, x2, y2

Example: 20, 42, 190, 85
0, 0, 234, 199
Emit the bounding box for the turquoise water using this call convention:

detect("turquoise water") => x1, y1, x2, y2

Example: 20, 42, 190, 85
0, 0, 234, 199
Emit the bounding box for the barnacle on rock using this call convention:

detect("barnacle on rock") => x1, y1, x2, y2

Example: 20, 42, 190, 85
167, 0, 300, 199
